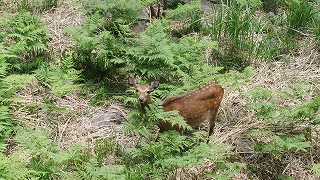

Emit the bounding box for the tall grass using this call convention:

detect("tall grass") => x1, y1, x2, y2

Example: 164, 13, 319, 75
279, 0, 317, 34
209, 1, 260, 69
209, 0, 319, 64
15, 0, 58, 13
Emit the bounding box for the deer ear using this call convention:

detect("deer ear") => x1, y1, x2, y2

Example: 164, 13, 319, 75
128, 77, 138, 89
149, 80, 159, 91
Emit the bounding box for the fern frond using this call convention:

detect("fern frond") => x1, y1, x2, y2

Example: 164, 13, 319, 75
165, 0, 202, 20
0, 106, 13, 143
29, 42, 48, 52
33, 60, 81, 96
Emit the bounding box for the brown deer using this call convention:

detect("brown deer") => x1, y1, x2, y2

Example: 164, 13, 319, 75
128, 77, 224, 136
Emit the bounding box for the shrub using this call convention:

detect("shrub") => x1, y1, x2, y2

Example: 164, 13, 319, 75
127, 19, 218, 82
65, 0, 143, 81
165, 0, 203, 37
0, 12, 50, 74
33, 56, 81, 97
245, 87, 319, 178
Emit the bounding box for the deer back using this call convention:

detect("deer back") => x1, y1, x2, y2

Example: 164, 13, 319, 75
160, 82, 224, 133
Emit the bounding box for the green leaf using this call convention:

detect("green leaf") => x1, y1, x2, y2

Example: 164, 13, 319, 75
245, 87, 273, 101
313, 164, 320, 178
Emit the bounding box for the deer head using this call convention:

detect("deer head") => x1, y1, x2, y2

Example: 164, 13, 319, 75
128, 77, 159, 106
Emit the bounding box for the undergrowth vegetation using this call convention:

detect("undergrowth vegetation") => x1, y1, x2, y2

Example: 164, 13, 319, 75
0, 0, 319, 179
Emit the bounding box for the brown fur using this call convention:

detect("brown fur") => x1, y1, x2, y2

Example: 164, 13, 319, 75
128, 77, 224, 136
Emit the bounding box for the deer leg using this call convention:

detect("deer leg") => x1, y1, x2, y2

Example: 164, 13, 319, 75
208, 111, 218, 136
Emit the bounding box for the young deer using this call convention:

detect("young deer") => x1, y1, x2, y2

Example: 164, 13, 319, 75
128, 77, 224, 136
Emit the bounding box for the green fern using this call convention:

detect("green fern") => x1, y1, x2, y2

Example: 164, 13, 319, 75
0, 12, 50, 73
2, 74, 35, 95
124, 99, 191, 137
0, 52, 10, 79
245, 87, 273, 101
213, 66, 256, 91
293, 95, 320, 124
165, 0, 203, 37
313, 163, 320, 178
0, 152, 31, 179
255, 134, 311, 158
278, 83, 311, 101
246, 84, 318, 176
33, 57, 81, 97
78, 0, 142, 23
246, 83, 318, 126
0, 106, 13, 150
65, 0, 143, 80
10, 127, 122, 179
63, 14, 128, 80
165, 0, 202, 20
127, 19, 219, 82
127, 20, 180, 79
148, 99, 192, 131
125, 130, 235, 179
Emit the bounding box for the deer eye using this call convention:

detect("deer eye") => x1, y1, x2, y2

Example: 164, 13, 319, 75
147, 91, 150, 94
136, 90, 138, 92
